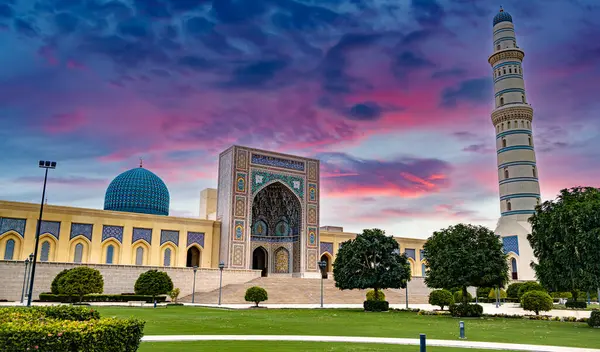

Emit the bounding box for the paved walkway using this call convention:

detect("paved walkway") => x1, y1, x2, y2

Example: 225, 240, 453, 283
141, 334, 600, 352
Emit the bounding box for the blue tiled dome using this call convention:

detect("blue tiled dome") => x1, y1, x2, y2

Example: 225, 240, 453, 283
104, 167, 170, 216
493, 8, 513, 26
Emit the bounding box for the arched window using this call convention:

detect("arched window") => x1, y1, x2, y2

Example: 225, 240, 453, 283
136, 247, 144, 266
522, 95, 525, 103
511, 258, 518, 280
502, 138, 507, 148
3, 239, 15, 260
501, 123, 504, 131
73, 243, 83, 263
164, 248, 172, 267
507, 121, 511, 129
421, 263, 427, 277
497, 44, 501, 51
521, 120, 524, 127
503, 68, 506, 74
500, 97, 504, 105
532, 167, 537, 178
40, 241, 50, 262
504, 168, 509, 179
509, 68, 512, 73
106, 245, 114, 264
507, 201, 512, 211
528, 136, 532, 146
496, 125, 499, 132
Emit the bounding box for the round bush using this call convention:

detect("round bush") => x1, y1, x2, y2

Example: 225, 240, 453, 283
57, 267, 103, 303
518, 281, 545, 299
588, 310, 600, 328
449, 303, 483, 317
487, 288, 507, 300
134, 270, 173, 299
521, 290, 553, 315
366, 289, 386, 302
50, 269, 71, 295
453, 290, 472, 303
506, 282, 524, 299
428, 289, 454, 310
245, 286, 268, 307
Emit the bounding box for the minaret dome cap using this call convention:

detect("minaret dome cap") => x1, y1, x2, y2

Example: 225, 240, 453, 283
493, 6, 513, 26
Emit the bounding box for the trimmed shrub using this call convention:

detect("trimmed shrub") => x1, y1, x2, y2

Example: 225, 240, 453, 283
134, 270, 173, 301
449, 303, 483, 317
588, 310, 600, 328
38, 293, 167, 303
50, 269, 71, 295
245, 286, 268, 307
428, 289, 454, 310
366, 289, 386, 302
0, 306, 100, 322
506, 282, 524, 299
168, 288, 181, 303
521, 290, 553, 315
476, 287, 492, 298
517, 281, 545, 299
57, 267, 104, 303
550, 292, 573, 300
565, 300, 587, 309
453, 290, 472, 303
487, 288, 507, 300
363, 300, 389, 312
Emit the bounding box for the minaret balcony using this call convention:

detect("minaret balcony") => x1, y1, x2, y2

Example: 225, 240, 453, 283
489, 48, 525, 67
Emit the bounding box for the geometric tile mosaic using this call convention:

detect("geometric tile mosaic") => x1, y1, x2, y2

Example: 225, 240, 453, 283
70, 223, 93, 241
251, 170, 304, 199
251, 153, 305, 171
320, 241, 333, 256
0, 217, 26, 237
405, 248, 416, 260
420, 249, 425, 261
40, 221, 61, 240
503, 235, 519, 255
187, 232, 205, 248
102, 225, 123, 243
160, 230, 179, 246
132, 228, 152, 244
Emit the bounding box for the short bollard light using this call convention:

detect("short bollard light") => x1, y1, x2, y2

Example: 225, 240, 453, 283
419, 333, 426, 352
459, 321, 466, 339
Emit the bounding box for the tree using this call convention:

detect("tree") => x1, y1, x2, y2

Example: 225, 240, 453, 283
528, 187, 600, 301
423, 224, 509, 305
521, 291, 553, 315
51, 269, 72, 295
506, 282, 524, 299
244, 286, 268, 307
517, 281, 545, 299
57, 267, 103, 303
428, 289, 454, 310
134, 270, 173, 302
333, 228, 411, 301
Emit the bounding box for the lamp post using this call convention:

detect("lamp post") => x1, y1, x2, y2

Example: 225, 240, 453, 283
405, 283, 409, 309
23, 254, 34, 304
218, 261, 224, 305
192, 266, 198, 304
495, 287, 500, 308
27, 160, 57, 307
20, 257, 30, 303
318, 261, 327, 308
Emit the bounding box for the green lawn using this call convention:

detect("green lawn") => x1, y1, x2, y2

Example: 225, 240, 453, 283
140, 341, 505, 352
96, 307, 599, 349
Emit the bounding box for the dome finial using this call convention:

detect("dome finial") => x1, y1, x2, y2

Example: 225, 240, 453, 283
500, 5, 503, 12
139, 157, 143, 168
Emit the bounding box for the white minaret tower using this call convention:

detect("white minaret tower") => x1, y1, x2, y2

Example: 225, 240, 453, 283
489, 7, 540, 281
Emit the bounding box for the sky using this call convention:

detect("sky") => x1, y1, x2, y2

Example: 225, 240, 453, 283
1, 0, 599, 239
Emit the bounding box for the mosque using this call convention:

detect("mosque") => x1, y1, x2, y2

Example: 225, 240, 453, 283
0, 8, 536, 282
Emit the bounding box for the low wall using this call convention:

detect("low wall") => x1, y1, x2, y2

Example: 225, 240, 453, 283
0, 260, 261, 302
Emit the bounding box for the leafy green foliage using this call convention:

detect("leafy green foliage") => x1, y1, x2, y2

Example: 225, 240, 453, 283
244, 286, 268, 307
423, 224, 509, 305
528, 187, 600, 296
56, 267, 103, 302
550, 292, 573, 299
521, 291, 553, 315
50, 269, 71, 295
168, 288, 181, 303
449, 303, 483, 317
487, 288, 507, 299
39, 293, 167, 303
428, 289, 454, 310
518, 281, 546, 299
453, 290, 472, 303
476, 287, 493, 298
363, 300, 389, 312
588, 310, 600, 327
333, 229, 411, 299
565, 301, 587, 309
506, 282, 524, 299
0, 306, 144, 352
366, 289, 386, 302
134, 270, 173, 299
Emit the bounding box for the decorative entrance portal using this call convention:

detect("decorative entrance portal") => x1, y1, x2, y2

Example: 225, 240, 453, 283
186, 246, 201, 267
252, 247, 268, 277
320, 254, 330, 279
250, 181, 301, 275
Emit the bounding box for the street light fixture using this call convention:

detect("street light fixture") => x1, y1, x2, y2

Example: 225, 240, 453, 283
27, 160, 57, 307
218, 261, 225, 305
192, 266, 198, 304
318, 261, 327, 308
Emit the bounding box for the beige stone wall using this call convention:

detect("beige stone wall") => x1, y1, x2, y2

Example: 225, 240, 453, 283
0, 260, 261, 302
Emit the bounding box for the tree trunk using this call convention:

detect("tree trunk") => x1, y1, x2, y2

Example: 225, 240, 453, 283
79, 294, 83, 303
535, 310, 539, 315
255, 301, 259, 307
462, 286, 469, 305
374, 288, 380, 300
572, 290, 578, 301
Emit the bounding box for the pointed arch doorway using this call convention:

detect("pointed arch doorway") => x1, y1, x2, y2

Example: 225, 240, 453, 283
253, 247, 268, 277
186, 246, 201, 267
320, 254, 331, 279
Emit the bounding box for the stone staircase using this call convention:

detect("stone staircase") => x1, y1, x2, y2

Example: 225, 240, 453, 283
181, 276, 430, 304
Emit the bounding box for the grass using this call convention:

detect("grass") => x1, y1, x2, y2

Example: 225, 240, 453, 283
140, 341, 506, 351
96, 307, 600, 349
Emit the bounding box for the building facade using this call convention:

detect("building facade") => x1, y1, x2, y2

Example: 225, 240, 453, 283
489, 8, 541, 281
0, 145, 426, 277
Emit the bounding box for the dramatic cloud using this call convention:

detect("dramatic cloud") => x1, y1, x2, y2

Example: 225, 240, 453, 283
1, 0, 599, 238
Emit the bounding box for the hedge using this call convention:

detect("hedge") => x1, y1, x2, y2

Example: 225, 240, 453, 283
0, 306, 145, 352
39, 293, 167, 303
588, 310, 600, 328
449, 303, 483, 317
565, 300, 587, 309
363, 300, 389, 312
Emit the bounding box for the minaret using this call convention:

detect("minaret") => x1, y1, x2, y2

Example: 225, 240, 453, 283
489, 7, 540, 281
